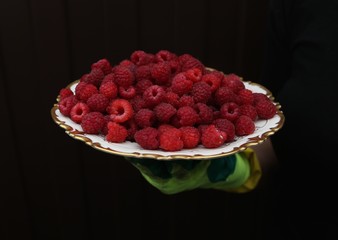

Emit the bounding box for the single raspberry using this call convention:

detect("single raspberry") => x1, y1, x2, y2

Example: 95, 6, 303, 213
209, 70, 225, 82
130, 95, 146, 112
118, 86, 136, 99
168, 59, 181, 75
118, 59, 136, 72
191, 81, 212, 103
220, 102, 240, 122
213, 118, 235, 142
253, 93, 270, 105
59, 95, 78, 116
99, 81, 118, 99
180, 126, 200, 149
201, 124, 227, 148
130, 50, 154, 66
70, 102, 90, 124
178, 95, 195, 108
134, 127, 159, 150
135, 79, 153, 95
222, 73, 245, 94
81, 112, 106, 134
107, 99, 134, 123
87, 93, 109, 113
106, 122, 128, 143
178, 53, 194, 65
215, 87, 237, 106
91, 58, 112, 75
82, 68, 105, 87
171, 73, 193, 96
239, 104, 258, 121
159, 127, 184, 151
164, 91, 180, 108
101, 73, 115, 85
195, 103, 213, 124
235, 115, 255, 136
154, 103, 177, 123
255, 99, 276, 119
135, 65, 152, 81
142, 85, 165, 108
238, 88, 254, 105
151, 62, 171, 85
181, 56, 204, 72
201, 73, 221, 92
155, 50, 176, 62
134, 108, 155, 128
114, 66, 135, 88
184, 68, 202, 82
176, 106, 199, 126
59, 88, 73, 101
75, 83, 98, 102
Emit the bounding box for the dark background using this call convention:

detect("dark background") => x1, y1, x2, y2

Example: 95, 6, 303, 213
1, 0, 271, 239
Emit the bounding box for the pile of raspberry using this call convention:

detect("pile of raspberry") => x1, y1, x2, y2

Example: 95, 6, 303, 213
58, 50, 277, 151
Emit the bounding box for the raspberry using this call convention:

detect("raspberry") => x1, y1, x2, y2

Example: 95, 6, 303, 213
101, 73, 115, 85
255, 99, 276, 119
239, 104, 258, 121
134, 127, 159, 150
114, 66, 134, 88
220, 102, 240, 122
59, 88, 73, 101
135, 79, 153, 95
70, 102, 90, 124
82, 68, 105, 87
91, 58, 112, 75
176, 106, 199, 126
158, 124, 176, 134
106, 122, 128, 143
134, 108, 155, 128
159, 127, 183, 151
209, 70, 225, 82
130, 50, 154, 66
164, 91, 180, 108
81, 112, 106, 134
238, 88, 254, 105
123, 119, 138, 141
135, 65, 152, 81
201, 73, 221, 92
215, 87, 237, 106
213, 118, 235, 142
195, 103, 213, 124
181, 56, 204, 72
155, 50, 176, 62
253, 93, 270, 105
59, 95, 78, 116
222, 73, 245, 94
118, 86, 136, 99
178, 95, 195, 108
191, 81, 212, 103
107, 99, 134, 123
99, 81, 118, 99
180, 126, 200, 149
130, 95, 146, 112
201, 124, 227, 148
168, 59, 181, 75
142, 85, 165, 108
87, 93, 109, 112
184, 68, 202, 82
154, 103, 177, 123
118, 59, 136, 72
151, 62, 171, 85
178, 53, 194, 65
235, 115, 255, 136
75, 83, 98, 102
171, 73, 193, 96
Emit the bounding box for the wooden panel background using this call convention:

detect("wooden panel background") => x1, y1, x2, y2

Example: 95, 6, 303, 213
0, 1, 271, 239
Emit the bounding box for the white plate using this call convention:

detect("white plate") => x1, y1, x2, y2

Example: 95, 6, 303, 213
51, 80, 284, 160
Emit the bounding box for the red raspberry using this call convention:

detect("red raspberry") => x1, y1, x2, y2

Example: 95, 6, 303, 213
222, 73, 245, 94
99, 81, 118, 99
178, 95, 195, 108
180, 126, 200, 149
159, 127, 184, 151
118, 59, 136, 72
59, 88, 73, 101
70, 102, 90, 124
130, 50, 154, 66
135, 65, 152, 81
114, 66, 135, 88
235, 115, 255, 136
155, 50, 176, 62
119, 86, 136, 99
130, 95, 146, 112
135, 79, 153, 95
134, 127, 159, 150
158, 124, 176, 134
191, 81, 212, 103
168, 59, 181, 75
142, 85, 165, 108
81, 112, 106, 134
154, 103, 177, 123
238, 88, 254, 105
255, 99, 276, 119
59, 95, 78, 117
107, 99, 134, 123
82, 68, 105, 87
134, 108, 155, 128
87, 93, 109, 112
201, 124, 227, 148
202, 73, 221, 92
101, 73, 115, 85
171, 73, 193, 96
123, 119, 138, 141
215, 87, 237, 106
213, 118, 235, 142
209, 70, 225, 82
164, 91, 180, 108
176, 106, 199, 126
106, 122, 128, 143
91, 58, 112, 75
184, 68, 203, 82
151, 62, 171, 85
239, 104, 258, 121
181, 56, 204, 72
220, 102, 240, 122
253, 93, 270, 105
178, 53, 194, 65
195, 103, 213, 124
75, 83, 98, 102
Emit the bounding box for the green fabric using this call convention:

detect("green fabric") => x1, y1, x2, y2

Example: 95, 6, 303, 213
126, 152, 251, 195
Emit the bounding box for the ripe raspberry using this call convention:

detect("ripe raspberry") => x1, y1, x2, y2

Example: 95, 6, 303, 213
195, 103, 213, 124
180, 126, 200, 149
101, 73, 115, 85
70, 102, 90, 124
130, 95, 146, 112
155, 50, 176, 62
107, 99, 134, 123
91, 58, 112, 75
106, 122, 128, 143
201, 73, 221, 92
118, 59, 136, 72
87, 93, 109, 113
82, 68, 105, 87
238, 88, 254, 105
123, 119, 138, 141
215, 87, 237, 106
134, 127, 159, 150
130, 50, 154, 66
119, 86, 136, 99
213, 118, 235, 142
235, 115, 255, 136
164, 91, 180, 108
171, 73, 193, 96
99, 81, 118, 99
75, 83, 98, 102
181, 56, 204, 72
154, 103, 177, 123
134, 108, 155, 128
81, 112, 106, 134
239, 104, 258, 121
158, 124, 176, 134
114, 66, 135, 88
176, 106, 199, 126
184, 68, 202, 82
135, 79, 153, 95
220, 102, 240, 122
222, 73, 245, 94
178, 53, 194, 65
135, 65, 152, 81
59, 95, 78, 117
253, 93, 270, 105
178, 95, 195, 108
59, 88, 73, 101
209, 70, 225, 82
159, 127, 184, 151
201, 124, 227, 148
151, 62, 171, 85
168, 59, 181, 75
142, 85, 165, 108
191, 81, 212, 103
255, 99, 276, 119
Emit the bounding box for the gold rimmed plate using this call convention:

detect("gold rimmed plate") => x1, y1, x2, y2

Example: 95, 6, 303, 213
51, 80, 284, 160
